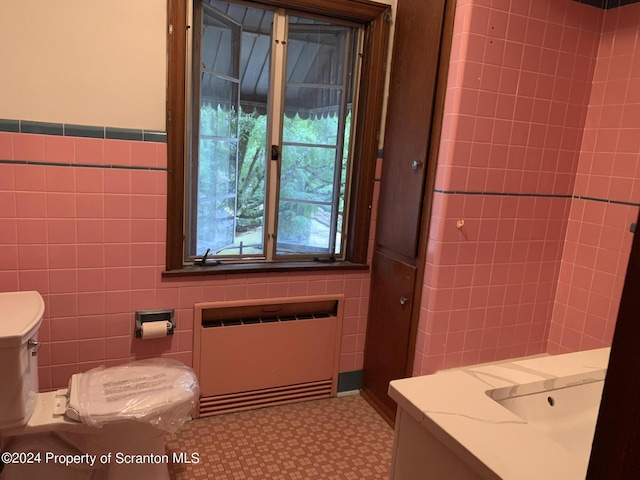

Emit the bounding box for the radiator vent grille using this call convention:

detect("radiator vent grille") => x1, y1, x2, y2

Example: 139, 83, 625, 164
199, 380, 333, 417
203, 312, 332, 328
193, 296, 344, 417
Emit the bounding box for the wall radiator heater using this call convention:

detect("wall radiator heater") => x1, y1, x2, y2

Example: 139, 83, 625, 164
193, 295, 344, 417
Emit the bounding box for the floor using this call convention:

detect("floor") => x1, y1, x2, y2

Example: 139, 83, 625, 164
165, 394, 394, 480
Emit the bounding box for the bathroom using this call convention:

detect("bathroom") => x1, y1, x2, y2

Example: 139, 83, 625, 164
0, 0, 639, 478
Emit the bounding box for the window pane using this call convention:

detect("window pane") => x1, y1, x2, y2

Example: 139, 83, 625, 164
280, 145, 336, 203
200, 77, 238, 138
282, 88, 341, 145
191, 1, 274, 260
276, 18, 356, 257
287, 19, 348, 86
233, 112, 267, 254
277, 200, 332, 253
202, 5, 241, 78
276, 145, 338, 253
196, 112, 268, 257
196, 139, 238, 253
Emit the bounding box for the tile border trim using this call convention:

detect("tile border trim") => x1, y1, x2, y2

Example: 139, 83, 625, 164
435, 188, 640, 208
573, 0, 640, 9
0, 118, 166, 143
0, 159, 167, 172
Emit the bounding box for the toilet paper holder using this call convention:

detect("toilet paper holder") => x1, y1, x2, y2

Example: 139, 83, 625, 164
135, 309, 175, 338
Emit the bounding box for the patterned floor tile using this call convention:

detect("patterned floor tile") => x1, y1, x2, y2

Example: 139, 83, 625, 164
166, 394, 394, 480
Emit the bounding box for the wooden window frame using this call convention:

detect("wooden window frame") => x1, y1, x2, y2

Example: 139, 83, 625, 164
165, 0, 390, 276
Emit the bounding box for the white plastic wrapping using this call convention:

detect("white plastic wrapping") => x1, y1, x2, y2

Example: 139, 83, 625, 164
72, 359, 199, 433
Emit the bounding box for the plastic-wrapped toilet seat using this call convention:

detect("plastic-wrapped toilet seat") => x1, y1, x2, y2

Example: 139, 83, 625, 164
65, 359, 199, 433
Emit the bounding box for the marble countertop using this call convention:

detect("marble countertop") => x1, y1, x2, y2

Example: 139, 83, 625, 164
388, 348, 610, 480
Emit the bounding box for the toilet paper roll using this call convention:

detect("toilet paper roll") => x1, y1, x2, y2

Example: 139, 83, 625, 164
141, 321, 170, 339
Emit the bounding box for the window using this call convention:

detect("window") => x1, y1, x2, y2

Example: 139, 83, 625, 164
165, 0, 390, 274
192, 2, 358, 260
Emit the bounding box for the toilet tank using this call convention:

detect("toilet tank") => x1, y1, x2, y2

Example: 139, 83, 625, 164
0, 291, 44, 429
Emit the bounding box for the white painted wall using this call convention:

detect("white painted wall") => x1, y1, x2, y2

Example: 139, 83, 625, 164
0, 0, 395, 133
0, 0, 167, 130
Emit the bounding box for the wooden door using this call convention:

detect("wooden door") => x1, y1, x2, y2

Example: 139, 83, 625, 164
374, 0, 448, 260
362, 0, 450, 424
362, 252, 416, 419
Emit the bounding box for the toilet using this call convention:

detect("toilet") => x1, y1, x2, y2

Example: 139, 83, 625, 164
0, 291, 199, 480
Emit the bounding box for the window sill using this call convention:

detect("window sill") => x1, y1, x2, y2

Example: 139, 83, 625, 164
161, 260, 370, 277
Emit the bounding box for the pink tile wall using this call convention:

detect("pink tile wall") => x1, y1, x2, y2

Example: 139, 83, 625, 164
416, 193, 569, 372
548, 3, 640, 353
548, 200, 635, 352
414, 0, 604, 375
0, 133, 372, 391
436, 0, 601, 196
574, 4, 640, 203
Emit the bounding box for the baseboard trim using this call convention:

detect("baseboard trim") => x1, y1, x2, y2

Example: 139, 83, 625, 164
337, 370, 362, 393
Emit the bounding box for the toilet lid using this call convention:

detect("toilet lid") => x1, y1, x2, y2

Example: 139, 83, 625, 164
0, 291, 44, 348
66, 359, 198, 432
